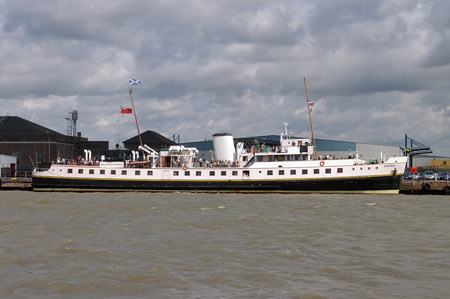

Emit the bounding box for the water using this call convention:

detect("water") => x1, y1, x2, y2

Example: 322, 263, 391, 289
0, 191, 449, 298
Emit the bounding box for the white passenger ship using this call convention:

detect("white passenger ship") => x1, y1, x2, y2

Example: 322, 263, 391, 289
32, 124, 407, 193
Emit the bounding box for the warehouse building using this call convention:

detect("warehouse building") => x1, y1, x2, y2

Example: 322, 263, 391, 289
411, 156, 450, 168
0, 116, 108, 172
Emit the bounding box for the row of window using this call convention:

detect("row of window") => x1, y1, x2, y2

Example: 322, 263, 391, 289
66, 167, 348, 176
267, 168, 343, 175
68, 168, 155, 176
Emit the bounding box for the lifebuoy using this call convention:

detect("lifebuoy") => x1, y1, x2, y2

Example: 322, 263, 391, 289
320, 161, 325, 167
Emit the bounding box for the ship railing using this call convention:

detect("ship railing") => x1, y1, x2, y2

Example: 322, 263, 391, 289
161, 162, 240, 168
193, 161, 240, 168
51, 160, 101, 166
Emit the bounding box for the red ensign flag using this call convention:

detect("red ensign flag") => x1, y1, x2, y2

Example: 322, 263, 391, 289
120, 106, 132, 114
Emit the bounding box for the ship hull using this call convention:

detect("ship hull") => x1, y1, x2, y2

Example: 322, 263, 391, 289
32, 174, 402, 194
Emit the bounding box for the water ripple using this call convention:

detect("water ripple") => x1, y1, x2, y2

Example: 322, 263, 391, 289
0, 191, 449, 298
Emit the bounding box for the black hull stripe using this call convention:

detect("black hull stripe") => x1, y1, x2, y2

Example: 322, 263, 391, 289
33, 173, 402, 182
33, 175, 401, 193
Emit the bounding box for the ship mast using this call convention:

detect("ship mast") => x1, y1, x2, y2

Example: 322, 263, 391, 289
129, 86, 143, 148
304, 77, 318, 160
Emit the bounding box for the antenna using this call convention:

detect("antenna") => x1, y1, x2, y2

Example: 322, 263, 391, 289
65, 117, 71, 135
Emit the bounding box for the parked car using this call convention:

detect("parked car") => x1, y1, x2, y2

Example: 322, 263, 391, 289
412, 173, 422, 180
437, 172, 450, 180
424, 171, 435, 180
403, 173, 412, 180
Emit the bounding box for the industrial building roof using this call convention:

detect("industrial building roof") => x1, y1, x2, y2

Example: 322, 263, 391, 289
316, 139, 356, 151
0, 116, 62, 136
182, 140, 214, 151
123, 130, 177, 149
0, 116, 80, 143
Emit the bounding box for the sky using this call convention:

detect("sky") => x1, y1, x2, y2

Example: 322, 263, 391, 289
1, 0, 450, 156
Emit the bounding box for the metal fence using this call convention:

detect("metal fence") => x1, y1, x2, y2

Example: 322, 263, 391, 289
0, 169, 32, 178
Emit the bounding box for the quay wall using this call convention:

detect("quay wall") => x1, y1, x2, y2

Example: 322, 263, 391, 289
400, 179, 450, 195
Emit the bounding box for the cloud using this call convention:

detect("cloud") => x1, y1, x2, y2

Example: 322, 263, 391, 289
1, 0, 449, 156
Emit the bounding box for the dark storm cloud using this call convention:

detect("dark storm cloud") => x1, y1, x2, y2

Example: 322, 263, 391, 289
1, 0, 449, 155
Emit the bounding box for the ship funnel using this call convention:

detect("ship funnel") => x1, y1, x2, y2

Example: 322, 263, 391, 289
213, 133, 235, 161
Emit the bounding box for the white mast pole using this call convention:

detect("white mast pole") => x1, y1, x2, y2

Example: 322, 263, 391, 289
304, 77, 318, 160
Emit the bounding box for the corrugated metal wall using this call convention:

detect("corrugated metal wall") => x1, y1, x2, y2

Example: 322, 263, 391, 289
356, 143, 403, 161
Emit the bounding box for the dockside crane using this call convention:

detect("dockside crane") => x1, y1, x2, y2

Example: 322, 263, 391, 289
403, 134, 432, 168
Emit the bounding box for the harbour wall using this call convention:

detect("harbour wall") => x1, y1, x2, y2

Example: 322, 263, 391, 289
400, 179, 450, 195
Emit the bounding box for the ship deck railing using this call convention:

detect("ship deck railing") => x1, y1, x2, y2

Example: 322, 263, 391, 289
48, 161, 242, 169
161, 162, 241, 168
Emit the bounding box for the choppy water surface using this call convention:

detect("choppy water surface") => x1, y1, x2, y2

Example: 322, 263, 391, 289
0, 191, 449, 298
